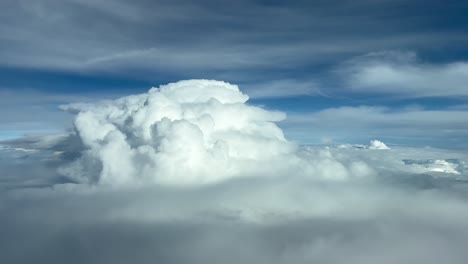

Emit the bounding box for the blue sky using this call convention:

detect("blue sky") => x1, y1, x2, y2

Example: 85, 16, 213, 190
1, 0, 468, 148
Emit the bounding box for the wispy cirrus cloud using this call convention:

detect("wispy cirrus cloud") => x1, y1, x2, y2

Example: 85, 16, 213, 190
241, 79, 323, 99
1, 0, 467, 80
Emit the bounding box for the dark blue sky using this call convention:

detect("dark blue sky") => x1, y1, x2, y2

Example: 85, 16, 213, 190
1, 0, 467, 148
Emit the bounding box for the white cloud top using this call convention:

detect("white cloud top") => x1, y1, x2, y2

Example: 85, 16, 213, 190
369, 140, 390, 150
59, 80, 321, 185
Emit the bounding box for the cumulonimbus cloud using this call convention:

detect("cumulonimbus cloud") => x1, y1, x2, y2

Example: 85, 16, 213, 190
59, 80, 373, 185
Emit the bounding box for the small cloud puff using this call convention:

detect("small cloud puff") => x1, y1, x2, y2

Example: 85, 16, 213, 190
369, 140, 390, 150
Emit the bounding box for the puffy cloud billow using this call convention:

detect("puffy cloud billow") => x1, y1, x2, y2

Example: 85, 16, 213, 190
58, 79, 369, 185
1, 80, 468, 264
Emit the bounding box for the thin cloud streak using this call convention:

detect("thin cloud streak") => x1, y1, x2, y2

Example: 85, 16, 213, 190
339, 51, 468, 97
1, 0, 467, 80
282, 105, 468, 148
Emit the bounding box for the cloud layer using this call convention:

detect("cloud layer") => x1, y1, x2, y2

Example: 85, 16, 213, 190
1, 139, 468, 263
2, 0, 467, 79
1, 79, 468, 263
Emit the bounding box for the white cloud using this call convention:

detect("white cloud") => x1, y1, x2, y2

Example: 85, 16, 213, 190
369, 139, 390, 150
59, 80, 375, 185
340, 51, 468, 97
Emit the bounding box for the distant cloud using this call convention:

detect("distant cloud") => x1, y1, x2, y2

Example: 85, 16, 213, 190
369, 140, 390, 150
340, 51, 468, 97
0, 88, 125, 139
282, 105, 468, 148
